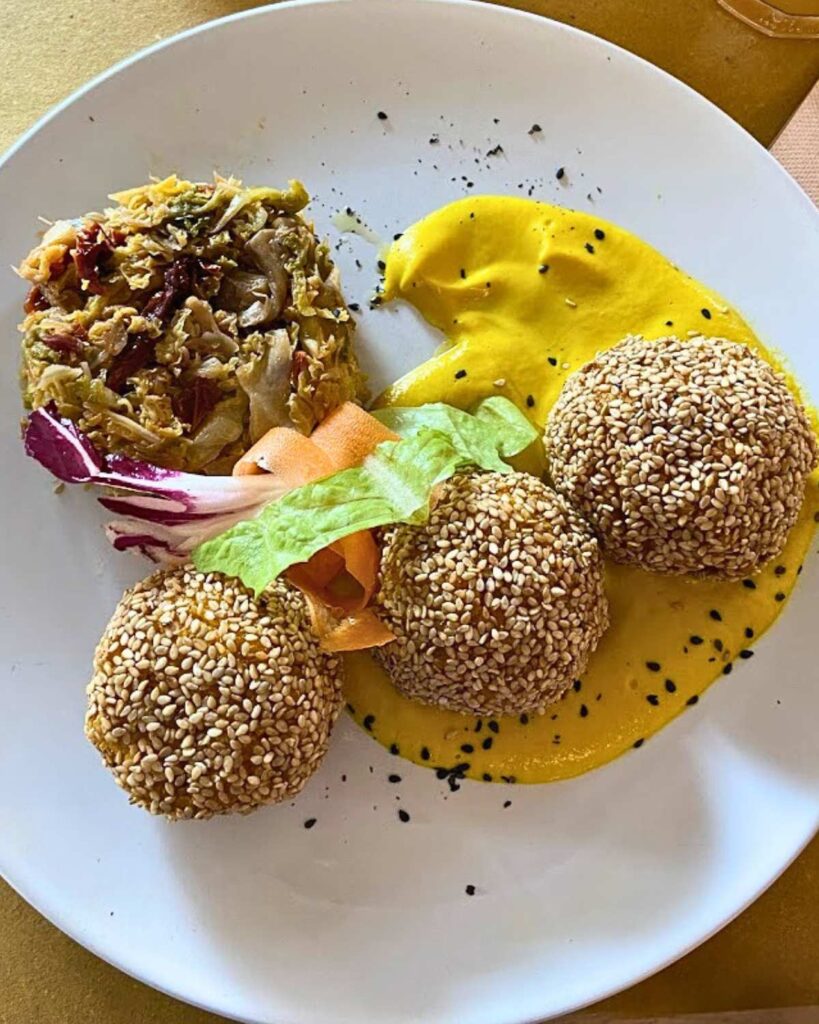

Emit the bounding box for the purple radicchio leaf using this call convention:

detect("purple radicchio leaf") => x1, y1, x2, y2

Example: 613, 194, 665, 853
23, 405, 286, 563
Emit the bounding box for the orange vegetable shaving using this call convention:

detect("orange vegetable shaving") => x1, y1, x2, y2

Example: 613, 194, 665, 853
310, 400, 398, 468
231, 403, 399, 651
305, 604, 396, 654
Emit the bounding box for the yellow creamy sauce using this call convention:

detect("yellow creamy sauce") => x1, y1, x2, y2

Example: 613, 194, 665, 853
343, 196, 819, 783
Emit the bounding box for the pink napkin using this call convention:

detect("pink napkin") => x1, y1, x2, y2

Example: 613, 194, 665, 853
772, 81, 819, 205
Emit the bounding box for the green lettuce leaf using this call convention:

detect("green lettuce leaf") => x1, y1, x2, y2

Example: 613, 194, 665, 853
193, 397, 537, 594
372, 395, 535, 465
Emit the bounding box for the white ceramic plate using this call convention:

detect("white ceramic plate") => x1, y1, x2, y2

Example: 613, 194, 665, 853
1, 2, 818, 1022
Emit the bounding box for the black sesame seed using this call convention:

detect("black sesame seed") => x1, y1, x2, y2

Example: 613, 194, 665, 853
486, 144, 504, 157
594, 228, 605, 240
398, 809, 410, 823
346, 702, 356, 714
388, 774, 402, 783
459, 268, 466, 279
709, 609, 722, 621
528, 124, 542, 135
548, 356, 558, 366
579, 704, 589, 717
713, 639, 724, 652
646, 694, 660, 706
538, 263, 550, 274
348, 302, 361, 312
435, 768, 449, 780
304, 818, 317, 829
665, 679, 677, 693
687, 695, 699, 706
739, 649, 754, 659
814, 511, 819, 523
429, 135, 439, 144
389, 743, 399, 755
584, 242, 595, 254
742, 579, 757, 589
455, 369, 467, 379
690, 635, 704, 645
665, 320, 674, 326
745, 627, 754, 639
481, 737, 493, 750
519, 713, 529, 725
501, 775, 517, 784
474, 719, 483, 733
460, 743, 475, 754
774, 565, 786, 576
488, 721, 500, 734
377, 259, 386, 272
420, 746, 430, 761
775, 592, 786, 602
393, 232, 403, 241
363, 714, 375, 731
483, 772, 493, 782
377, 110, 388, 120
465, 884, 476, 895
633, 738, 645, 749
646, 661, 661, 672
701, 307, 712, 319
526, 394, 535, 408
573, 679, 582, 692
503, 799, 512, 808
556, 167, 565, 180
723, 663, 733, 675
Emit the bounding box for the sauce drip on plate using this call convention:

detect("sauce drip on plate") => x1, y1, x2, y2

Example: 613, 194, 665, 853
343, 196, 818, 783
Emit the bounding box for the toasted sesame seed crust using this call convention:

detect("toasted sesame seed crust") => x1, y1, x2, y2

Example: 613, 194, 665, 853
86, 567, 343, 820
374, 472, 609, 716
545, 335, 817, 579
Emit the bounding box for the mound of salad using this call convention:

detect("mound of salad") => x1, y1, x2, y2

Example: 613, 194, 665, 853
18, 175, 366, 474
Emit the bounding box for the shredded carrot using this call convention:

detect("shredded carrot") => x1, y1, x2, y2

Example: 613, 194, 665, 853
231, 403, 397, 651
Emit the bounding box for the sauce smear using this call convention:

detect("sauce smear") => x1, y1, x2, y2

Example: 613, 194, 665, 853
344, 196, 818, 783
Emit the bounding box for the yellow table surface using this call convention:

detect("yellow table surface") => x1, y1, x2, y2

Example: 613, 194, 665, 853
1, 3, 818, 1022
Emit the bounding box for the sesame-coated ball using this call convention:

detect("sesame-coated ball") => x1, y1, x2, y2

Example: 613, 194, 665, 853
374, 472, 609, 716
86, 567, 344, 820
545, 335, 817, 579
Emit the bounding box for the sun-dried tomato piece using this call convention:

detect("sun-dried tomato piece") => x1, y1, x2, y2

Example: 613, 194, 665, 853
143, 256, 196, 324
24, 286, 49, 314
172, 377, 222, 431
73, 223, 113, 295
41, 327, 87, 355
106, 335, 155, 394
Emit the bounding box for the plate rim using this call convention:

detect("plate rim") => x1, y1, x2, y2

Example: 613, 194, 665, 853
1, 2, 817, 1022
